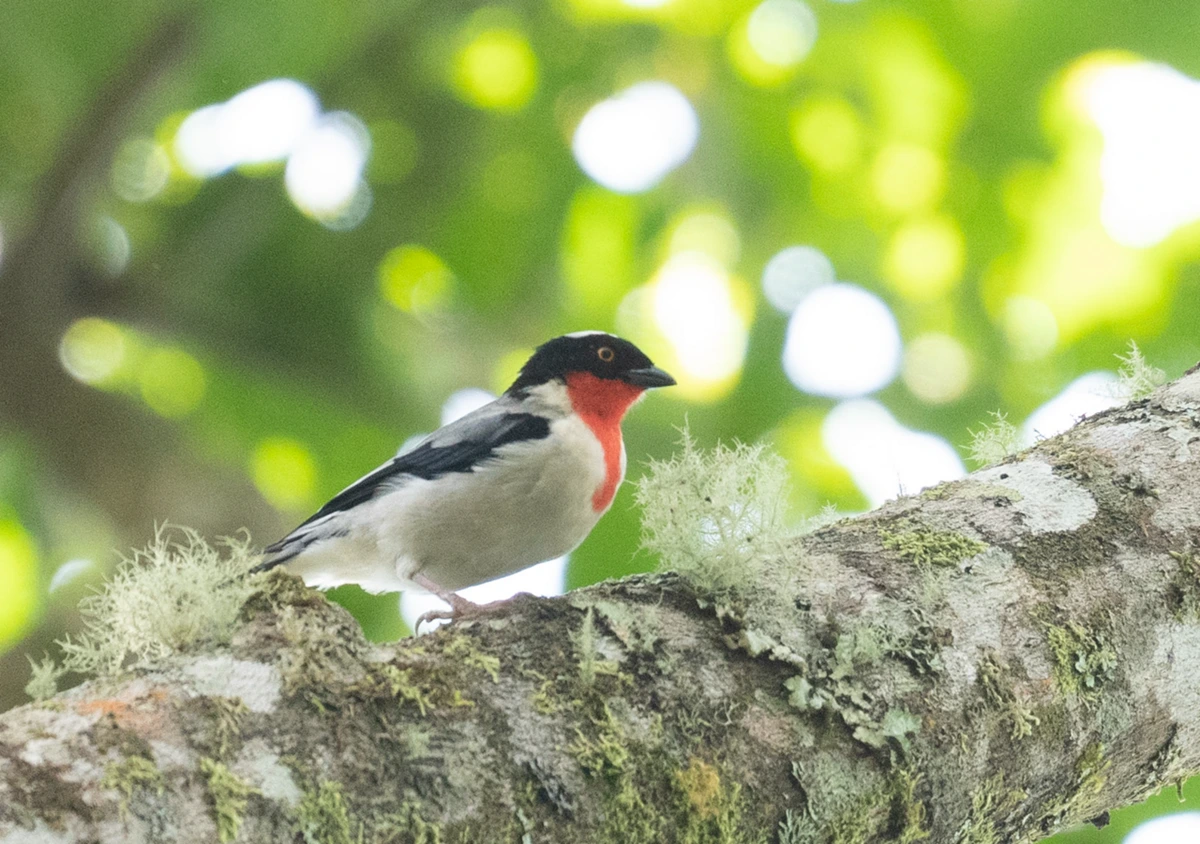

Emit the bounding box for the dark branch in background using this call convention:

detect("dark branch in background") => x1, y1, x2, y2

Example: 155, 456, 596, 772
0, 10, 282, 711
3, 369, 1200, 843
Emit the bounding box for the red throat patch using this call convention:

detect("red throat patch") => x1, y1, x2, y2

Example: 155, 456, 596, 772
565, 372, 644, 513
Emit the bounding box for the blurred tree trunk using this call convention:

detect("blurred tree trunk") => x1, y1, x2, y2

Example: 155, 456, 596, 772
2, 370, 1200, 843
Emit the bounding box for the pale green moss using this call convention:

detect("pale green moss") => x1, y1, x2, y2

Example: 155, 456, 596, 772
879, 523, 987, 569
891, 769, 931, 844
1167, 550, 1200, 619
956, 774, 1026, 844
101, 754, 165, 818
1077, 742, 1111, 798
1038, 743, 1111, 832
295, 780, 353, 844
380, 665, 435, 716
375, 801, 443, 844
201, 757, 259, 843
570, 704, 630, 781
1044, 619, 1117, 697
443, 634, 500, 683
977, 654, 1039, 740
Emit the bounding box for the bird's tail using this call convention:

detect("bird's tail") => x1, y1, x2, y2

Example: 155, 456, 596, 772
250, 518, 333, 575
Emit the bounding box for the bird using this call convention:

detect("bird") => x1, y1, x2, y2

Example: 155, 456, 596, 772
253, 331, 675, 624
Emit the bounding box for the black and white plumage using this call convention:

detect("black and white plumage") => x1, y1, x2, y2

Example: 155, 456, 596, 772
255, 332, 675, 610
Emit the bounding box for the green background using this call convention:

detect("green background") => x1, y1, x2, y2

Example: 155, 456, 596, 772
2, 0, 1199, 840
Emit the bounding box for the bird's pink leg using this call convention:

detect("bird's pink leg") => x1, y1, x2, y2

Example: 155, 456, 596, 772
411, 573, 481, 631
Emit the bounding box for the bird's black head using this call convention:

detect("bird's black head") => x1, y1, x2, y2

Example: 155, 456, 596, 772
506, 332, 676, 395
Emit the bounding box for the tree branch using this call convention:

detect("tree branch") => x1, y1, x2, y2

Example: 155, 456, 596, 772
3, 370, 1200, 843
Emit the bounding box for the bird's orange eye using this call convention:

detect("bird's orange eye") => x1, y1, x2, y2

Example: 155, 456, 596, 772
597, 346, 615, 362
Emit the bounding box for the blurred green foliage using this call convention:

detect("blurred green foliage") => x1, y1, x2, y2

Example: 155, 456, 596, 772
2, 0, 1200, 839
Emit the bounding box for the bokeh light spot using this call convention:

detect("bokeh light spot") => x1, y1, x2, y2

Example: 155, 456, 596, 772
87, 216, 132, 279
882, 215, 965, 301
730, 0, 817, 86
454, 28, 539, 112
651, 253, 749, 392
1003, 296, 1059, 360
761, 245, 835, 313
790, 97, 863, 174
285, 112, 371, 226
139, 348, 206, 418
1126, 813, 1200, 844
1084, 60, 1200, 247
175, 79, 320, 177
378, 245, 455, 315
668, 211, 741, 267
572, 82, 699, 193
111, 138, 171, 202
783, 284, 902, 398
902, 333, 971, 404
0, 516, 39, 649
823, 400, 964, 506
871, 144, 943, 213
252, 437, 317, 512
747, 0, 817, 67
1021, 372, 1119, 444
59, 317, 128, 386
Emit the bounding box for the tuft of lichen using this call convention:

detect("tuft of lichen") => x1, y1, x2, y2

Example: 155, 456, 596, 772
879, 522, 987, 569
56, 526, 259, 677
799, 503, 843, 535
636, 427, 791, 595
24, 654, 66, 701
1115, 340, 1166, 400
295, 780, 353, 844
966, 411, 1021, 467
201, 758, 259, 843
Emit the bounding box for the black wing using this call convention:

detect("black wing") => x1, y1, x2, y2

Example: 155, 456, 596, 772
262, 411, 550, 556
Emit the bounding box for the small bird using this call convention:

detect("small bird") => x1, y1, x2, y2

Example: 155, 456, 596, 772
255, 331, 675, 622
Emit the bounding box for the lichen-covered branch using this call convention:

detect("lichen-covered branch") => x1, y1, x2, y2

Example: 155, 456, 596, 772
4, 370, 1200, 844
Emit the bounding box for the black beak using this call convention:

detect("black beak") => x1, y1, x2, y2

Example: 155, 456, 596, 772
623, 366, 677, 388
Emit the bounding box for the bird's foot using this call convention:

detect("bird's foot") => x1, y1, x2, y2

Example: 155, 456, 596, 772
412, 573, 504, 632
414, 593, 486, 632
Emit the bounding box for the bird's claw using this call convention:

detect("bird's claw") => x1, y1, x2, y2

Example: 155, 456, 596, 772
414, 607, 457, 632
414, 594, 492, 633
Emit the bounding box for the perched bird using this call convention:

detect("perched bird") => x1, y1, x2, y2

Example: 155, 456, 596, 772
255, 331, 675, 622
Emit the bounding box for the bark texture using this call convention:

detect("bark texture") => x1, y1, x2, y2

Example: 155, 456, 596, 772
4, 370, 1200, 844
